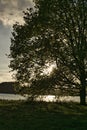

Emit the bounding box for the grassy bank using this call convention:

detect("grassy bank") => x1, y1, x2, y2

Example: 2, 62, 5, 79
0, 100, 87, 130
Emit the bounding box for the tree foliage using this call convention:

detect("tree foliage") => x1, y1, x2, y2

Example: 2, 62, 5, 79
9, 0, 87, 104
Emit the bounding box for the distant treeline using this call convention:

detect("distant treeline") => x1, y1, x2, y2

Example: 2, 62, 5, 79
0, 82, 15, 94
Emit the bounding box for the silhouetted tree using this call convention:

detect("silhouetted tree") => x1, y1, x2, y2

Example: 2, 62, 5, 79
9, 0, 87, 105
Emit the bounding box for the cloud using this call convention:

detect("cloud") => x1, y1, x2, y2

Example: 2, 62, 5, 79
0, 0, 34, 83
0, 22, 11, 58
0, 0, 34, 26
0, 70, 14, 83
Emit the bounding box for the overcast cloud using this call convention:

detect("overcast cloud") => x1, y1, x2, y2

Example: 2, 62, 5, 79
0, 0, 34, 26
0, 0, 34, 83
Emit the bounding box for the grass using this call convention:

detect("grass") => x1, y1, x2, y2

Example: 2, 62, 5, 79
0, 100, 87, 130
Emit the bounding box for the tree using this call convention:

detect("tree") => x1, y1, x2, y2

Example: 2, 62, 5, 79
9, 0, 87, 105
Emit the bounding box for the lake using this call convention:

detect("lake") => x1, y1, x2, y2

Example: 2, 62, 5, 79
0, 94, 26, 100
0, 93, 81, 102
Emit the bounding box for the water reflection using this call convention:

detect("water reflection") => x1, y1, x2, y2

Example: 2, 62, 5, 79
0, 94, 26, 100
0, 94, 80, 102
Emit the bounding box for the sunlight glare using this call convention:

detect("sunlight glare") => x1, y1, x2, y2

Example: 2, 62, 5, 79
43, 63, 56, 75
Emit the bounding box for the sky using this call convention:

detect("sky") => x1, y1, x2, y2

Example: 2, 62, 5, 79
0, 0, 34, 83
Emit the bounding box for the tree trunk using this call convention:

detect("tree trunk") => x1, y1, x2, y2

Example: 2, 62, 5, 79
79, 64, 86, 105
80, 85, 86, 105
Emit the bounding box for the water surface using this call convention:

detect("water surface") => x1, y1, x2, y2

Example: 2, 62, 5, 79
0, 94, 81, 102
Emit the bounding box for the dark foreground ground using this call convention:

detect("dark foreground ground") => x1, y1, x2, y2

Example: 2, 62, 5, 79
0, 100, 87, 130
